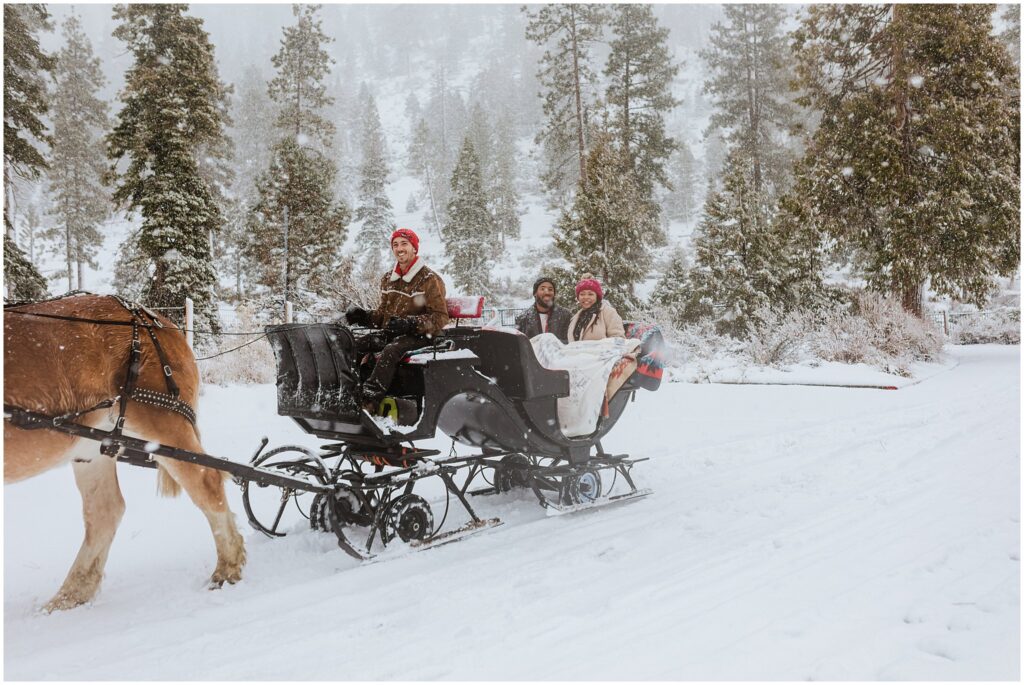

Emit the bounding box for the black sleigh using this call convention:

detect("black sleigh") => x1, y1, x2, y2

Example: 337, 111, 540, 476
252, 297, 665, 558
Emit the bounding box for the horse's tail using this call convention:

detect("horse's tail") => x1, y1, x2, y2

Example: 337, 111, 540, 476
154, 423, 227, 497
157, 464, 182, 497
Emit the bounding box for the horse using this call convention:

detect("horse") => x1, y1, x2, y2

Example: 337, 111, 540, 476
4, 293, 245, 611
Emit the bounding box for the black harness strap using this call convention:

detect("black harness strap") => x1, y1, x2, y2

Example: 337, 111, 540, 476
6, 293, 198, 457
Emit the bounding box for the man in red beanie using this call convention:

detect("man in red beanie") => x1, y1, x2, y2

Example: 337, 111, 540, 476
344, 228, 450, 413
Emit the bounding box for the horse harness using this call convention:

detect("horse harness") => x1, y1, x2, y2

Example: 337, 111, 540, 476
4, 293, 197, 457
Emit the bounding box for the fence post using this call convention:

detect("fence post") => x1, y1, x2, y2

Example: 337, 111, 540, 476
184, 297, 194, 350
942, 311, 948, 336
284, 300, 293, 324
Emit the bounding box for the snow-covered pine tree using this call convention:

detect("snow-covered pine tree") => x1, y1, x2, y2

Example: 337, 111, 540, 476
230, 65, 277, 202
3, 3, 53, 300
246, 138, 350, 300
1002, 5, 1020, 67
663, 141, 700, 222
489, 112, 522, 250
604, 4, 680, 199
404, 92, 421, 126
419, 67, 469, 222
524, 4, 607, 203
250, 3, 349, 305
553, 131, 663, 312
649, 243, 691, 327
408, 118, 443, 233
702, 4, 798, 197
268, 3, 335, 149
443, 137, 495, 295
684, 154, 823, 336
353, 90, 396, 254
792, 4, 1020, 316
106, 4, 230, 332
703, 131, 727, 190
45, 14, 110, 292
465, 102, 494, 183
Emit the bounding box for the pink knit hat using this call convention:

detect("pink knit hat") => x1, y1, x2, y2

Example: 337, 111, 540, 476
575, 277, 603, 299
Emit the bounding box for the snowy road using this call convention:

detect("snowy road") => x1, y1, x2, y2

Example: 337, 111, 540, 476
4, 345, 1019, 680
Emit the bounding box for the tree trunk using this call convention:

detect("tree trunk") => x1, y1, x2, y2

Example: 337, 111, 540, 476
898, 279, 924, 318
66, 223, 74, 292
569, 5, 587, 188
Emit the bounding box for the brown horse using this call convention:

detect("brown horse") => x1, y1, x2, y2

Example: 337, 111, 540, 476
4, 293, 245, 611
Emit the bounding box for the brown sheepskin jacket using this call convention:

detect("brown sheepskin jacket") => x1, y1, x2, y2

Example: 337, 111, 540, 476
370, 259, 450, 337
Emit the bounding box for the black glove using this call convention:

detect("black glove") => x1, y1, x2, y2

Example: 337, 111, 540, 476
344, 304, 371, 327
385, 316, 418, 336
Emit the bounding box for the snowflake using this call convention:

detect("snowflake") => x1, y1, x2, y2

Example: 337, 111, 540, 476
841, 167, 854, 177
909, 75, 924, 88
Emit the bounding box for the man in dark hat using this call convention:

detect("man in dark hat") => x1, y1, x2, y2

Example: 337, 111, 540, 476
514, 276, 572, 343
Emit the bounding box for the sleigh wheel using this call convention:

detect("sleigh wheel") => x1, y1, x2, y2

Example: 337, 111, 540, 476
377, 494, 434, 544
562, 468, 602, 505
312, 485, 372, 532
242, 445, 329, 537
494, 454, 532, 493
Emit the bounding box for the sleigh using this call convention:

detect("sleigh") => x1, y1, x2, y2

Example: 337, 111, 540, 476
254, 296, 666, 557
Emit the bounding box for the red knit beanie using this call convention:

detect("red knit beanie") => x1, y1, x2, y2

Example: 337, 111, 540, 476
575, 277, 603, 299
391, 228, 419, 253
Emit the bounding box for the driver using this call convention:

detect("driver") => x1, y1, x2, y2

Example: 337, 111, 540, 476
344, 228, 450, 413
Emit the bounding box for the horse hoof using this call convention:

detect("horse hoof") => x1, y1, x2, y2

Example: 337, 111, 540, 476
208, 570, 241, 589
42, 593, 87, 613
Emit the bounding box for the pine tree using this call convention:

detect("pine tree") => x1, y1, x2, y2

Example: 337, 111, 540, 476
792, 4, 1020, 316
465, 102, 494, 182
230, 65, 277, 202
1002, 5, 1020, 67
443, 137, 494, 295
524, 4, 607, 201
649, 243, 691, 327
663, 141, 700, 222
246, 138, 350, 300
106, 4, 230, 332
409, 117, 443, 233
684, 155, 823, 336
3, 4, 54, 300
604, 4, 680, 199
417, 68, 468, 223
489, 113, 522, 249
703, 131, 727, 189
251, 3, 349, 304
45, 14, 110, 292
702, 4, 797, 197
268, 3, 335, 148
353, 90, 395, 254
553, 132, 663, 311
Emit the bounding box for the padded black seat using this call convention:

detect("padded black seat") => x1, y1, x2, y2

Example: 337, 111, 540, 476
450, 329, 568, 400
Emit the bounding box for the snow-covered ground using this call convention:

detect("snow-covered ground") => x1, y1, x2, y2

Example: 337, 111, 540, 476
4, 344, 1019, 680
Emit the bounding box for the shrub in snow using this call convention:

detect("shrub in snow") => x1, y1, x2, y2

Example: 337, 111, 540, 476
812, 291, 942, 376
197, 301, 276, 386
950, 309, 1021, 345
743, 306, 816, 367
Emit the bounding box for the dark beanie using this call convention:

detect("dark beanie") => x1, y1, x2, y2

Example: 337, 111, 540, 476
533, 276, 556, 294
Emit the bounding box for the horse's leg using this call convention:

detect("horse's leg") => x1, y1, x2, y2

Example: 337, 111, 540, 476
147, 424, 246, 588
44, 451, 125, 612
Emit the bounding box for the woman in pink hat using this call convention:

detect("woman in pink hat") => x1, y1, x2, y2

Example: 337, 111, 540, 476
567, 275, 625, 342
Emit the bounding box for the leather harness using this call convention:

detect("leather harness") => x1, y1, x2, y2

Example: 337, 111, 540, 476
4, 293, 198, 457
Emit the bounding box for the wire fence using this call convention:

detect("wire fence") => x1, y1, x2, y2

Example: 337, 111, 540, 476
927, 307, 1020, 336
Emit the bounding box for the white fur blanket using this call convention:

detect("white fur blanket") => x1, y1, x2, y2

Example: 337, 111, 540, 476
530, 333, 641, 438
